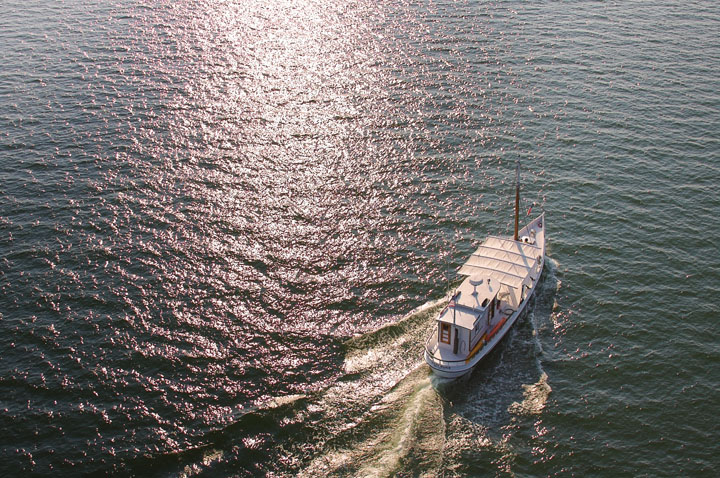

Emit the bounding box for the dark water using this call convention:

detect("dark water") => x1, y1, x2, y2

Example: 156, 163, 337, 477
1, 0, 719, 476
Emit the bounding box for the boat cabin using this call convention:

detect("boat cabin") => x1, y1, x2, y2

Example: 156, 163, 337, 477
435, 276, 500, 358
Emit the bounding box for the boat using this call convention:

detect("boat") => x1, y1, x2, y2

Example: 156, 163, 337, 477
424, 163, 546, 378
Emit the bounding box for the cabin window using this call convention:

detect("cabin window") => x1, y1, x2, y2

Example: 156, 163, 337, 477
440, 323, 451, 344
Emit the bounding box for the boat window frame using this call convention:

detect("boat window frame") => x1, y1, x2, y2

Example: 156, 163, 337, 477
439, 322, 451, 344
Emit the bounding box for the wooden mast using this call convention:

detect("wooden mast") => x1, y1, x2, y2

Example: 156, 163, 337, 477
514, 161, 520, 241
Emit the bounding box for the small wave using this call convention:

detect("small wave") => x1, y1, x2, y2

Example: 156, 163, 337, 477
257, 393, 308, 410
507, 372, 551, 416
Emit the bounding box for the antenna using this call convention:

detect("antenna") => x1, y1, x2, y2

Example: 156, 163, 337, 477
445, 250, 450, 294
469, 278, 483, 296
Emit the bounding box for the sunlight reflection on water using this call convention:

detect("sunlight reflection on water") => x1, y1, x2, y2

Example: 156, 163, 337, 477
1, 0, 555, 474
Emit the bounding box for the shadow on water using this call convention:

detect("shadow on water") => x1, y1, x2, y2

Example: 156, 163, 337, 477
123, 357, 334, 477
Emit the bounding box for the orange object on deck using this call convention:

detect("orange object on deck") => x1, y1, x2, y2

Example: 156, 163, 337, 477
465, 334, 487, 363
486, 317, 507, 340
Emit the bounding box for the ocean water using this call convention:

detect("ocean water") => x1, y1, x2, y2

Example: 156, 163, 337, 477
1, 0, 719, 476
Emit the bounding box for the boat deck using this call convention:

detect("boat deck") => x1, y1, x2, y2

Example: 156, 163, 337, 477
426, 303, 516, 364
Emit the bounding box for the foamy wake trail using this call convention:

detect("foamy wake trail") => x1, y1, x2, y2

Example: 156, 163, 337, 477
290, 299, 453, 477
298, 367, 446, 478
528, 256, 560, 376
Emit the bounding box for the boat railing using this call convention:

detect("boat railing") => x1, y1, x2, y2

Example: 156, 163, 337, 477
425, 334, 439, 355
424, 335, 474, 365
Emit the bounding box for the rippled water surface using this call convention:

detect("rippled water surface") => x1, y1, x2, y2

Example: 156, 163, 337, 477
1, 0, 719, 476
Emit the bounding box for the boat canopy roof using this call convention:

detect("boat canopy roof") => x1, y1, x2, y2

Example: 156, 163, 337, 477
457, 236, 542, 290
